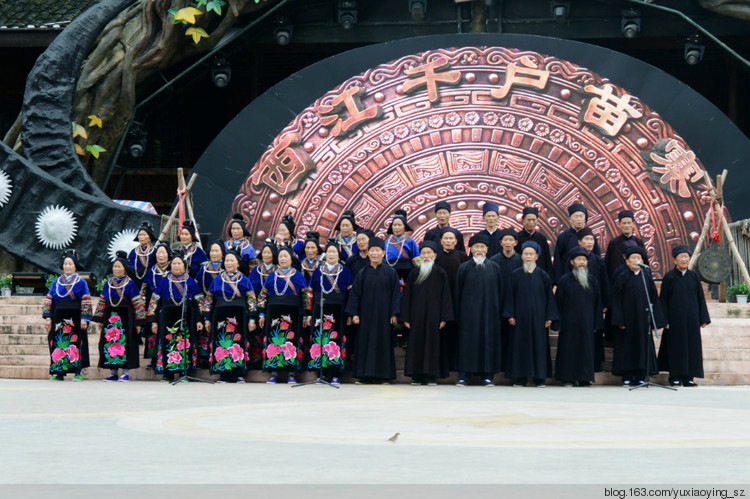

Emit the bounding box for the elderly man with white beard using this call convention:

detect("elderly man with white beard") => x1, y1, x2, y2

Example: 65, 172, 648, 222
552, 246, 604, 387
401, 241, 454, 385
454, 233, 505, 386
504, 240, 558, 387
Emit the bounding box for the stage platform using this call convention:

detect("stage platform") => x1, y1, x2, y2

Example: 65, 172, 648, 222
0, 296, 748, 385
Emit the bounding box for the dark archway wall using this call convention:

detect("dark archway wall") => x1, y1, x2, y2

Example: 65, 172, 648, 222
191, 34, 750, 276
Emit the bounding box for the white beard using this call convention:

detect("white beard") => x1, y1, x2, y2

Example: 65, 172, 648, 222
416, 260, 434, 285
473, 256, 486, 269
572, 267, 590, 290
523, 262, 536, 274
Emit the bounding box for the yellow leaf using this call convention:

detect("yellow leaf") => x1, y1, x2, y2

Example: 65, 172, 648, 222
185, 27, 208, 44
88, 115, 103, 128
174, 7, 202, 24
72, 122, 87, 140
74, 143, 85, 156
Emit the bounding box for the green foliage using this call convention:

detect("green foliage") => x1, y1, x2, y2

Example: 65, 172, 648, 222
727, 282, 749, 296
96, 277, 109, 293
45, 274, 57, 290
0, 274, 12, 289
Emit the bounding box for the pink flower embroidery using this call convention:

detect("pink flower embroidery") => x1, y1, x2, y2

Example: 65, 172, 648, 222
280, 322, 289, 331
65, 345, 80, 362
70, 334, 78, 342
198, 336, 209, 349
280, 341, 297, 361
309, 343, 321, 360
167, 351, 183, 365
51, 348, 66, 363
147, 336, 156, 348
228, 343, 244, 362
108, 315, 121, 324
330, 330, 338, 340
323, 342, 341, 360
215, 347, 229, 362
176, 338, 191, 351
106, 343, 125, 358
265, 343, 281, 359
226, 323, 235, 333
323, 320, 332, 330
233, 333, 241, 342
62, 325, 72, 334
244, 352, 250, 362
105, 327, 121, 342
287, 331, 294, 340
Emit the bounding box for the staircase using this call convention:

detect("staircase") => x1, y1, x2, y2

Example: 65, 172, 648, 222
1, 296, 748, 384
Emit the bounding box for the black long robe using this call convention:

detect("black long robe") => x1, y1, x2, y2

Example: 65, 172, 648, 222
401, 266, 454, 378
476, 228, 503, 258
344, 263, 401, 380
657, 268, 710, 378
454, 259, 504, 374
604, 234, 646, 281
424, 226, 466, 254
489, 251, 523, 370
553, 227, 601, 284
516, 229, 553, 275
610, 269, 666, 376
504, 267, 558, 380
345, 252, 370, 279
436, 249, 470, 371
553, 271, 604, 383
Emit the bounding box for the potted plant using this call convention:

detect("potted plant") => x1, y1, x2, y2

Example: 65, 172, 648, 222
728, 282, 749, 304
45, 273, 57, 291
0, 274, 12, 297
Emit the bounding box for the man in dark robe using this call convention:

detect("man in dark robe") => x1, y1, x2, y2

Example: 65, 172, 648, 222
476, 202, 503, 258
604, 210, 646, 281
401, 241, 454, 385
576, 227, 610, 372
345, 228, 373, 278
611, 246, 666, 386
454, 233, 504, 386
504, 241, 558, 387
553, 203, 601, 284
658, 244, 710, 387
516, 206, 552, 275
344, 236, 401, 384
553, 246, 604, 386
490, 228, 522, 370
435, 227, 470, 371
423, 201, 466, 254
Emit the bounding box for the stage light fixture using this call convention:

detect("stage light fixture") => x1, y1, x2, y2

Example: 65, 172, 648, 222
273, 16, 292, 45
684, 36, 705, 65
126, 124, 147, 159
551, 1, 569, 23
409, 0, 427, 21
621, 9, 641, 39
211, 55, 231, 88
338, 0, 357, 30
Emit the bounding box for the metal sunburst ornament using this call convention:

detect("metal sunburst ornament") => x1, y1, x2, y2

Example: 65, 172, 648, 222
107, 229, 139, 261
0, 170, 12, 208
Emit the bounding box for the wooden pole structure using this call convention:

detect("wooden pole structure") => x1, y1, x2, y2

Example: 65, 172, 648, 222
158, 171, 198, 242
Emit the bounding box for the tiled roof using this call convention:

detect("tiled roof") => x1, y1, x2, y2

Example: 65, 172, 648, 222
0, 0, 101, 30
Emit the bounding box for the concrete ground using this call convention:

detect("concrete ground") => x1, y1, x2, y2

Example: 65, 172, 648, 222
0, 378, 748, 485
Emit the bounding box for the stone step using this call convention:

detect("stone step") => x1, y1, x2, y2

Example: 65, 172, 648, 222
0, 325, 49, 336
0, 304, 44, 315
0, 333, 48, 345
704, 360, 750, 374
0, 296, 48, 305
2, 354, 50, 366
0, 315, 47, 325
703, 303, 750, 319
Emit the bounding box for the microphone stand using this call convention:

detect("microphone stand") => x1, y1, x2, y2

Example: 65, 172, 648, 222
172, 282, 213, 385
630, 265, 675, 391
293, 271, 339, 389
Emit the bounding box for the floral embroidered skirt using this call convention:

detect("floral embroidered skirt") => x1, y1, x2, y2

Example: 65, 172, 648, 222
154, 303, 197, 375
308, 301, 347, 373
209, 299, 250, 378
97, 304, 140, 370
141, 290, 159, 360
48, 300, 90, 375
262, 301, 304, 372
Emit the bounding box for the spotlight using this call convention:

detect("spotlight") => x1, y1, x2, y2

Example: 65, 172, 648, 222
684, 35, 705, 65
409, 0, 427, 21
211, 55, 231, 88
338, 0, 357, 30
551, 1, 569, 23
126, 123, 147, 160
621, 9, 641, 39
274, 16, 292, 45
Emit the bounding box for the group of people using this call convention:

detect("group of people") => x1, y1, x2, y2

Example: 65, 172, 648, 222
42, 200, 710, 388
